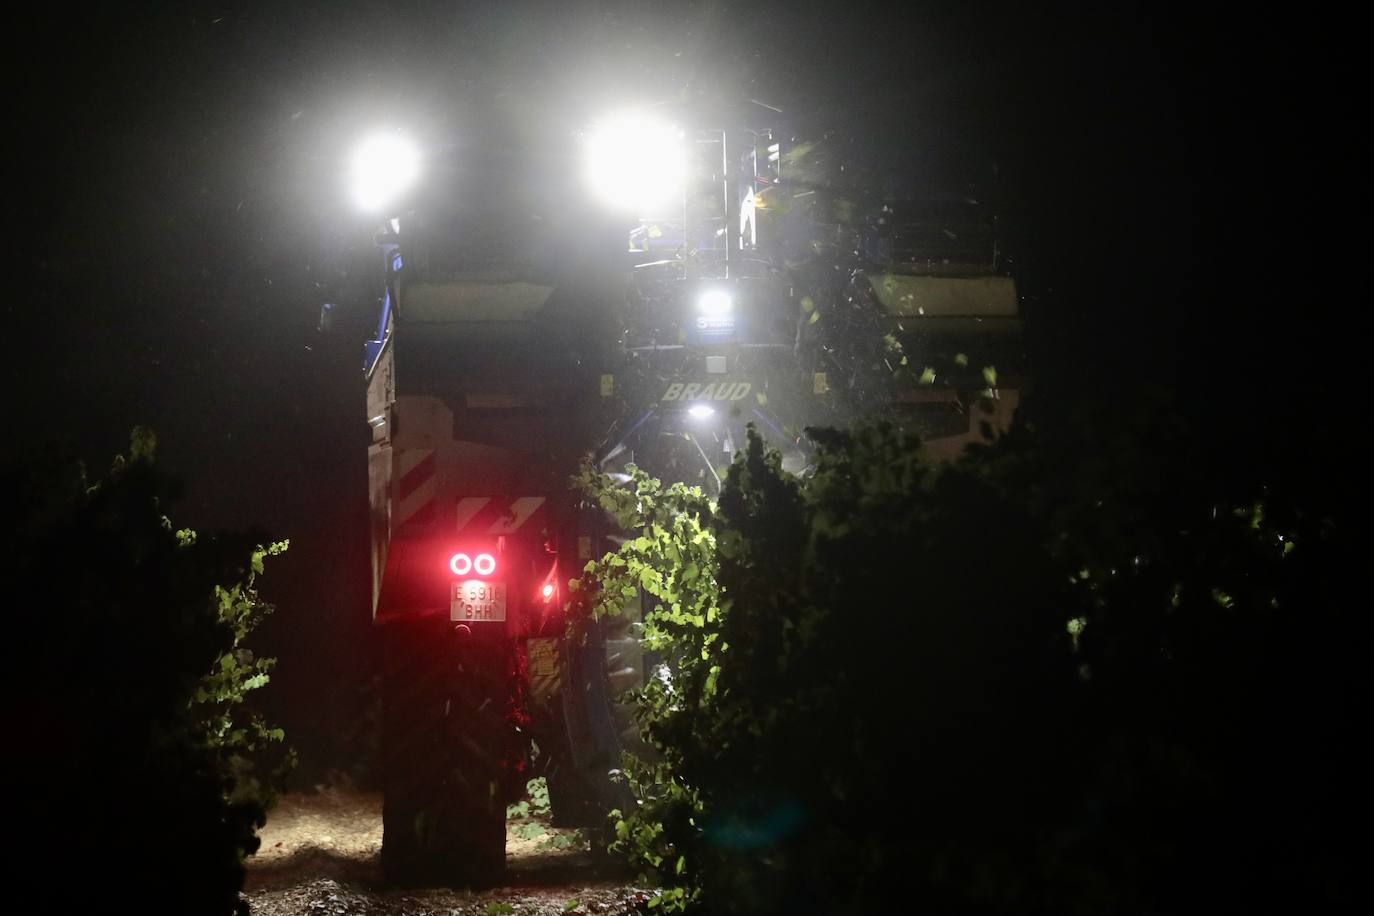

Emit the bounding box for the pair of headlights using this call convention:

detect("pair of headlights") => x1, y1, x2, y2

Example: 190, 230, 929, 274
350, 111, 689, 216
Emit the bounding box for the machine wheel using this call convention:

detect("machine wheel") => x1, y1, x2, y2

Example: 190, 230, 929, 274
599, 589, 651, 759
380, 618, 518, 887
548, 583, 651, 833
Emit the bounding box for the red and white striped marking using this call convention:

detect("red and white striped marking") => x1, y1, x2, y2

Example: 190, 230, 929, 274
395, 449, 438, 528
453, 496, 547, 536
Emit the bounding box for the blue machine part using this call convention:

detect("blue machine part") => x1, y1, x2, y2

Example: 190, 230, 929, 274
363, 282, 394, 373
686, 312, 742, 346
363, 242, 403, 374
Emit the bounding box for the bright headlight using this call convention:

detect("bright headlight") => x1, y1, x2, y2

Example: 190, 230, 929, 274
349, 133, 421, 214
697, 289, 733, 316
583, 112, 685, 215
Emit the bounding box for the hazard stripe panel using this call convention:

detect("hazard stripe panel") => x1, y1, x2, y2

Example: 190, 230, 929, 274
395, 449, 438, 528
453, 496, 546, 535
489, 496, 545, 534
454, 497, 493, 533
397, 449, 436, 499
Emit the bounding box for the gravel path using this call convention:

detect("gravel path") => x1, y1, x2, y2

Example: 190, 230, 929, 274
243, 790, 654, 916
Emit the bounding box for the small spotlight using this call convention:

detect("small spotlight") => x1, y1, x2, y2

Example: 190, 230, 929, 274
697, 289, 733, 316
687, 404, 715, 420
541, 583, 556, 600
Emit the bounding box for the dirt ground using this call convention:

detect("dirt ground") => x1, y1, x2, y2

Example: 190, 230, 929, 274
243, 790, 654, 916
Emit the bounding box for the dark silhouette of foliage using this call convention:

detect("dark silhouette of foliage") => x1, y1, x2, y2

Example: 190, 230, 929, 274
582, 417, 1357, 914
3, 431, 287, 915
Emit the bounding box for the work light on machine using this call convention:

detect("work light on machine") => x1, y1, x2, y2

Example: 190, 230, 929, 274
349, 132, 421, 213
696, 288, 733, 316
583, 111, 686, 214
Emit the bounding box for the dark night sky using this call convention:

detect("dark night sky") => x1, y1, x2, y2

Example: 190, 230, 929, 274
3, 2, 1352, 769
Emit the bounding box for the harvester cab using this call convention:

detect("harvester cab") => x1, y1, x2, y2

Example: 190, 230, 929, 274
592, 114, 822, 487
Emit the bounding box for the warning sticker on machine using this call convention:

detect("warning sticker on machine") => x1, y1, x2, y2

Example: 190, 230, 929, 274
527, 638, 562, 700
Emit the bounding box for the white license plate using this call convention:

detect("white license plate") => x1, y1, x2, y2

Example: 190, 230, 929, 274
450, 581, 507, 622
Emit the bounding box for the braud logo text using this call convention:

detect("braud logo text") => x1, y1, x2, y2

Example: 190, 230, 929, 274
661, 382, 752, 402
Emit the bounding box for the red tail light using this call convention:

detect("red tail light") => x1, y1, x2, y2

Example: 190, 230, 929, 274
447, 552, 497, 574
449, 552, 498, 577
